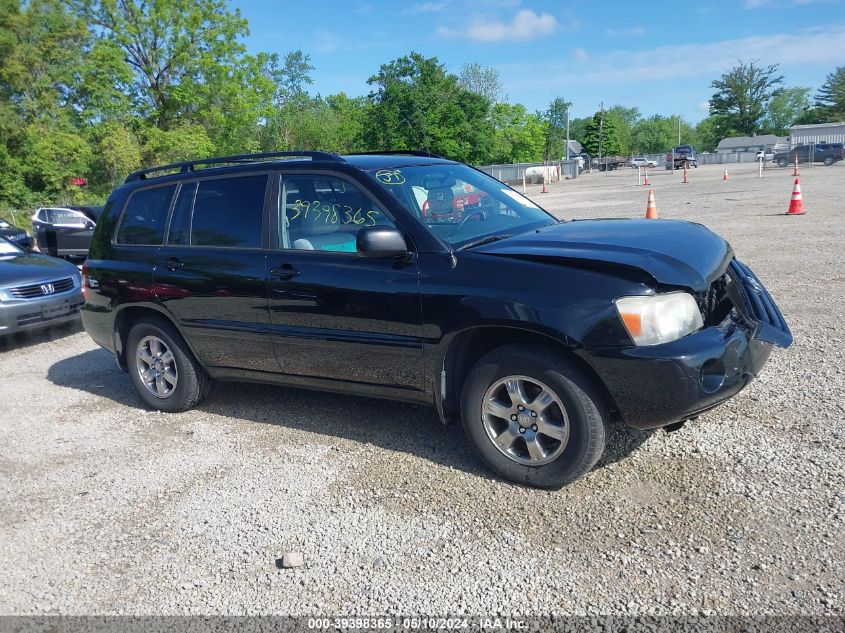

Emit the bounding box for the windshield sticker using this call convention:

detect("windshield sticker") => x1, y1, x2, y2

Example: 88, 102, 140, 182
374, 169, 406, 185
500, 188, 540, 209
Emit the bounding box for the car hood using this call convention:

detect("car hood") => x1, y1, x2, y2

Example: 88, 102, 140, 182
475, 219, 732, 292
0, 252, 80, 287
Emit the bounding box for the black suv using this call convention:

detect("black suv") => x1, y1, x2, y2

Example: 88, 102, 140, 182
773, 143, 845, 167
81, 151, 792, 488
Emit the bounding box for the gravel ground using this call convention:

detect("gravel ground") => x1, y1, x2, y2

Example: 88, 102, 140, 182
0, 162, 842, 617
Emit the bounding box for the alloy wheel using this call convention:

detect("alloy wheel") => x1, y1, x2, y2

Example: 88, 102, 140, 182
481, 375, 569, 466
135, 335, 178, 399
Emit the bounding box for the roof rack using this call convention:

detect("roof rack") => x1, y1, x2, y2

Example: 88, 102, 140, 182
346, 150, 446, 159
125, 151, 343, 183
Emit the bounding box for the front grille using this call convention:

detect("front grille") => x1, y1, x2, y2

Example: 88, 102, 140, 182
8, 277, 75, 299
726, 259, 792, 348
699, 272, 733, 327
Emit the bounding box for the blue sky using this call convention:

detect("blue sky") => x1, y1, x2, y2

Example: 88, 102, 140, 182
234, 0, 845, 121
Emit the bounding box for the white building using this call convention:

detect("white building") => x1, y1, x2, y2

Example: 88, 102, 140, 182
790, 122, 845, 147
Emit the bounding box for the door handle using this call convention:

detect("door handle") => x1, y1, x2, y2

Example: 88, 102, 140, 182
158, 257, 183, 271
270, 264, 301, 280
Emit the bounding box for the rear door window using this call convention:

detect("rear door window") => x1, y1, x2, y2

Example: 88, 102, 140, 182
190, 175, 267, 248
116, 185, 177, 245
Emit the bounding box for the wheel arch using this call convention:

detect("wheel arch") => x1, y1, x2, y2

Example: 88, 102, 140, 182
435, 325, 618, 425
112, 303, 199, 372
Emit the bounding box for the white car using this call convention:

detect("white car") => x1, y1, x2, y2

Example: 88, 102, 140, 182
756, 150, 775, 161
631, 156, 658, 168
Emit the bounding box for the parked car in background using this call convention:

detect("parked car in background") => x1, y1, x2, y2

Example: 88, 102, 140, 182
631, 157, 658, 168
665, 145, 698, 170
0, 219, 31, 250
81, 150, 792, 488
32, 206, 102, 259
773, 144, 845, 167
755, 150, 775, 161
0, 236, 83, 336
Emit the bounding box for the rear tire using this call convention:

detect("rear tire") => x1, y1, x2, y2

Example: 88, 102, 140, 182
823, 156, 834, 166
126, 317, 210, 412
460, 344, 608, 488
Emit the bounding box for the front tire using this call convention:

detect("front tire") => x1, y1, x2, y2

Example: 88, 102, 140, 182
777, 158, 788, 167
460, 345, 608, 488
823, 156, 834, 166
126, 317, 210, 412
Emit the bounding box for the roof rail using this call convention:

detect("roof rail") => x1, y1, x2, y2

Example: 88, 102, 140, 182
346, 150, 446, 159
125, 151, 343, 183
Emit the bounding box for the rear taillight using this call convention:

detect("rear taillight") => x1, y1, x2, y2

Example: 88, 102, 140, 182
81, 261, 89, 302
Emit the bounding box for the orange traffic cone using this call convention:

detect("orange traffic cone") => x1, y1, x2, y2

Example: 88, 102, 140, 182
792, 155, 799, 176
643, 168, 650, 186
645, 189, 658, 219
786, 178, 805, 215
682, 163, 689, 183
723, 168, 729, 181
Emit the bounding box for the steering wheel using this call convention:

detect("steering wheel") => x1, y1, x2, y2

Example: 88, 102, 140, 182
457, 209, 486, 230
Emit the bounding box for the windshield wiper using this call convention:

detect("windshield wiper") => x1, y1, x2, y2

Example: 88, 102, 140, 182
456, 234, 511, 251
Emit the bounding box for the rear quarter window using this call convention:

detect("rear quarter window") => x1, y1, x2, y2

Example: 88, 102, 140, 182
116, 185, 177, 245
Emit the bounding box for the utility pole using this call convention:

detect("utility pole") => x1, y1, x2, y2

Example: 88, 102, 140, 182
566, 106, 570, 161
678, 117, 681, 145
598, 101, 604, 167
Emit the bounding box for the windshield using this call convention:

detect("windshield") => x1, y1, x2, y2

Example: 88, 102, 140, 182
367, 164, 556, 247
0, 237, 22, 256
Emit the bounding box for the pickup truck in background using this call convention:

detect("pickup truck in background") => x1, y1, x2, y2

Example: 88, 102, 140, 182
665, 144, 698, 170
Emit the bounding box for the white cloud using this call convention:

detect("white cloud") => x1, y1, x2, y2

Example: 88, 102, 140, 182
437, 9, 559, 42
315, 30, 341, 54
406, 1, 452, 13
699, 100, 711, 112
572, 48, 590, 62
354, 3, 375, 13
605, 26, 646, 37
743, 0, 831, 7
500, 24, 845, 86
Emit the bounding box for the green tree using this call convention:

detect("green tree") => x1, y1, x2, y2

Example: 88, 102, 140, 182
630, 115, 684, 154
364, 52, 492, 164
489, 103, 545, 163
760, 87, 811, 135
141, 123, 214, 165
691, 116, 722, 152
90, 121, 142, 188
458, 62, 502, 104
582, 110, 622, 157
541, 97, 572, 160
269, 50, 315, 105
815, 66, 845, 121
605, 105, 641, 154
73, 0, 269, 130
0, 0, 88, 123
709, 60, 783, 135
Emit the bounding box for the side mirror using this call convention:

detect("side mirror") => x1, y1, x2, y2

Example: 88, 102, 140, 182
356, 226, 408, 259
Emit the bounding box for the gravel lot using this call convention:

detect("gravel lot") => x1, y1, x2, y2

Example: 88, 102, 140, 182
0, 162, 842, 617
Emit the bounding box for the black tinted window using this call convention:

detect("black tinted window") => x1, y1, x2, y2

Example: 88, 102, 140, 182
167, 182, 196, 246
117, 186, 176, 245
191, 176, 267, 248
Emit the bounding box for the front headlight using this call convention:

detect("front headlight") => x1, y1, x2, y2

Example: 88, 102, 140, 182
615, 292, 704, 346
